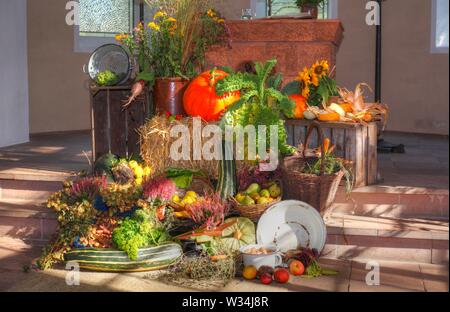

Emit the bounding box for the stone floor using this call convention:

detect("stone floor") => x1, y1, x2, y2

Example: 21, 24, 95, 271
377, 132, 449, 189
0, 131, 91, 181
0, 130, 448, 292
0, 237, 448, 292
0, 130, 448, 188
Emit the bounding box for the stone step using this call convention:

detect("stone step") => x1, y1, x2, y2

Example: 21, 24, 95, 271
331, 186, 449, 220
324, 214, 449, 265
0, 179, 63, 201
0, 198, 57, 244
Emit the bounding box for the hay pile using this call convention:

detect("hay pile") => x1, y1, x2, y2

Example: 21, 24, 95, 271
139, 116, 219, 179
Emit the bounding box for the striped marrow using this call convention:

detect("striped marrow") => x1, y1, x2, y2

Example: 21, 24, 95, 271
64, 243, 182, 272
217, 139, 237, 201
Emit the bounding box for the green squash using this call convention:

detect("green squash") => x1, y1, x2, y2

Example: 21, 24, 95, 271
93, 153, 118, 181
216, 139, 237, 200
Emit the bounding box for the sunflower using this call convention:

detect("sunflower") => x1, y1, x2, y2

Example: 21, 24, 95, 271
296, 67, 311, 98
310, 60, 329, 86
115, 34, 123, 41
166, 17, 177, 23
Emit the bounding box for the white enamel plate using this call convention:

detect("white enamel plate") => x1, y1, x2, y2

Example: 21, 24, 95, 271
256, 200, 327, 253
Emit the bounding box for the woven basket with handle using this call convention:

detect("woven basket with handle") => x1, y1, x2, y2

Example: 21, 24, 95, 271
231, 181, 282, 223
281, 122, 346, 216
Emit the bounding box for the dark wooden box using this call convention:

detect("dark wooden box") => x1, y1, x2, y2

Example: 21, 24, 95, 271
285, 120, 378, 188
90, 85, 151, 161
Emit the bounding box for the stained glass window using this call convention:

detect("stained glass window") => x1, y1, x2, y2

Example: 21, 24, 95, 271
79, 0, 134, 36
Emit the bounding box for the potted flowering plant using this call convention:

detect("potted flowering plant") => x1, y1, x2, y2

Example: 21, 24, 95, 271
145, 0, 230, 115
295, 0, 326, 19
115, 22, 154, 84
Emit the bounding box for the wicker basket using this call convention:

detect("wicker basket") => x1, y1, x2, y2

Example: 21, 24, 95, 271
281, 122, 346, 216
170, 175, 215, 211
231, 182, 282, 222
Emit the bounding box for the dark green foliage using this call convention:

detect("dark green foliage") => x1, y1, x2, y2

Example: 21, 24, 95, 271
215, 59, 295, 155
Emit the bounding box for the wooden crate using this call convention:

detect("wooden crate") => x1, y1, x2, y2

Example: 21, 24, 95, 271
90, 85, 152, 161
285, 120, 378, 187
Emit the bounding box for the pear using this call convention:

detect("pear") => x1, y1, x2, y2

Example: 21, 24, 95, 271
242, 196, 256, 206
268, 184, 281, 198
260, 189, 270, 198
235, 193, 246, 204
245, 183, 261, 195
257, 197, 270, 205
249, 192, 261, 201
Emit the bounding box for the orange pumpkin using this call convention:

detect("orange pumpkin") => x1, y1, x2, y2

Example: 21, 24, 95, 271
318, 112, 341, 122
289, 94, 308, 119
183, 69, 240, 122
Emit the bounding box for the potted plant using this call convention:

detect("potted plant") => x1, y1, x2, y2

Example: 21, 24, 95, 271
145, 0, 230, 115
295, 0, 325, 19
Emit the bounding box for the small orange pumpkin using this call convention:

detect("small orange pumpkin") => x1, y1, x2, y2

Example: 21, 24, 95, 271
318, 112, 341, 122
183, 69, 240, 122
289, 94, 308, 119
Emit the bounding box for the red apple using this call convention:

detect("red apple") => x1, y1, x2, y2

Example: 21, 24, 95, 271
289, 259, 305, 276
259, 273, 273, 285
274, 268, 290, 284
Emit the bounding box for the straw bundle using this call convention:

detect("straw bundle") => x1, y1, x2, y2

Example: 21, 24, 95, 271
139, 116, 219, 179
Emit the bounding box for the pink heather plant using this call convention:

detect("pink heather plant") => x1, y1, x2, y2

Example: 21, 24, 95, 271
71, 176, 107, 201
185, 193, 228, 230
143, 177, 177, 201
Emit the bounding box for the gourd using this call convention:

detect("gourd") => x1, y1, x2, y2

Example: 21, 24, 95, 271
64, 243, 182, 272
339, 103, 353, 113
289, 94, 308, 119
216, 139, 236, 200
93, 153, 119, 181
183, 69, 240, 122
219, 217, 256, 252
317, 112, 341, 122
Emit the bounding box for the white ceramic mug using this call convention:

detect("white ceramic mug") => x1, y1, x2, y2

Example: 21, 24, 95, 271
240, 244, 283, 269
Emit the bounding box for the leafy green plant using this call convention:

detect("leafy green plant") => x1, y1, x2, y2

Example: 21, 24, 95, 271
215, 59, 295, 155
303, 153, 354, 194
307, 75, 339, 106
112, 209, 171, 260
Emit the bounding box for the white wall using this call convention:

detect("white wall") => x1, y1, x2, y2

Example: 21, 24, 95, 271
0, 0, 29, 147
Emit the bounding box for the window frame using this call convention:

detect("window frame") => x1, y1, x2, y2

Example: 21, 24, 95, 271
73, 0, 138, 53
259, 0, 338, 19
431, 0, 449, 54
